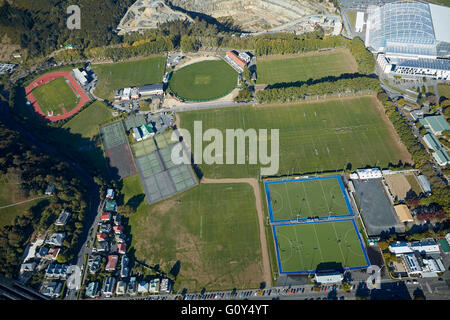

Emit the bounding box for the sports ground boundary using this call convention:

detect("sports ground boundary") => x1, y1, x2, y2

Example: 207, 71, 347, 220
25, 72, 89, 122
264, 175, 354, 223
272, 218, 370, 274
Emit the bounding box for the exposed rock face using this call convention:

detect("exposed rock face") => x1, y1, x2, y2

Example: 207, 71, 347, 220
117, 0, 192, 34
118, 0, 337, 34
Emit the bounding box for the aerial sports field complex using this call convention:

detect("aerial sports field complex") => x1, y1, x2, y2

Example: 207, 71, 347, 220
264, 176, 369, 274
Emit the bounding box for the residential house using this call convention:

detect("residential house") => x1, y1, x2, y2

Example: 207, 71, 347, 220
160, 278, 171, 294
127, 277, 138, 296
120, 255, 130, 278
97, 233, 108, 242
117, 243, 126, 255
113, 225, 124, 234
101, 212, 111, 222
106, 189, 115, 199
116, 280, 127, 296
105, 200, 117, 212
102, 277, 116, 297
137, 281, 149, 294
86, 282, 99, 298
46, 233, 65, 246
44, 248, 61, 261
100, 223, 112, 234
55, 210, 71, 226
105, 255, 118, 271
20, 262, 37, 274
95, 240, 109, 253
88, 255, 102, 274
40, 282, 63, 299
149, 278, 160, 294
45, 185, 55, 195
45, 264, 68, 280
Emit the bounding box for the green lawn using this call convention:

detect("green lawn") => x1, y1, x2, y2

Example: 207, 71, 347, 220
58, 101, 114, 177
63, 101, 113, 139
179, 96, 410, 179
438, 84, 450, 101
267, 177, 349, 222
274, 220, 368, 273
127, 182, 264, 292
256, 49, 357, 85
0, 198, 47, 229
32, 77, 79, 115
169, 60, 238, 101
93, 55, 166, 100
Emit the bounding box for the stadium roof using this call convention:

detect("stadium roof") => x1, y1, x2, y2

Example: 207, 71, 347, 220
365, 1, 450, 58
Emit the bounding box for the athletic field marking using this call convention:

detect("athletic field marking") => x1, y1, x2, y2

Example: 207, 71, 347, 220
292, 227, 306, 270
200, 215, 203, 239
283, 180, 296, 219
331, 221, 347, 266
300, 181, 314, 218
311, 222, 325, 262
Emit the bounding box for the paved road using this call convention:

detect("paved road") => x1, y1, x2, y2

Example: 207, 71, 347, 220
0, 195, 52, 210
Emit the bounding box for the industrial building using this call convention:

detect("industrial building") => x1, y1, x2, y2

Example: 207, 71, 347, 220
364, 1, 450, 79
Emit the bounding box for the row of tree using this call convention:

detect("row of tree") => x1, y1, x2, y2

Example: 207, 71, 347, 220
256, 76, 380, 103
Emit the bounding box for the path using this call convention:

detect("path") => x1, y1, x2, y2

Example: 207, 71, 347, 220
0, 195, 52, 210
201, 177, 272, 287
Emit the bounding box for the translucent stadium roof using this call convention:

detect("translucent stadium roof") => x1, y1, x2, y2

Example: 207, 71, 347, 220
365, 1, 440, 56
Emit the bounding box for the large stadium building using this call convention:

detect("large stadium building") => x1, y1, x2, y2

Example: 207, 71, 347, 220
364, 1, 450, 79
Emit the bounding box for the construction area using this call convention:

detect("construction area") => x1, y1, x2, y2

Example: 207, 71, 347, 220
117, 0, 341, 34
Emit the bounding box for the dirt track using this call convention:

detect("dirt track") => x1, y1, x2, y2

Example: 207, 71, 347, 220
201, 177, 272, 287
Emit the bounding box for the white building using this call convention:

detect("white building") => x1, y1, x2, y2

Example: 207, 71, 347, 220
314, 272, 343, 284
355, 12, 365, 33
366, 2, 450, 79
354, 168, 383, 180
122, 88, 131, 101
72, 68, 88, 85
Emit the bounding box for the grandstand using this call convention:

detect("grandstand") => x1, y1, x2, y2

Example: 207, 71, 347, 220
364, 1, 450, 79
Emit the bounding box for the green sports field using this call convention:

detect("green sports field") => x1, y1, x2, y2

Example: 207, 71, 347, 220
179, 96, 411, 178
169, 60, 237, 101
267, 177, 349, 222
274, 220, 368, 273
256, 49, 358, 85
128, 182, 264, 291
32, 77, 79, 115
93, 55, 165, 100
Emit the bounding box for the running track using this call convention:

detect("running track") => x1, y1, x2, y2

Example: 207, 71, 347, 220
25, 71, 90, 121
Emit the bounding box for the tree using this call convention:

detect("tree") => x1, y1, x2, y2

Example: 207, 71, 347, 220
234, 86, 253, 102
56, 253, 68, 264
180, 35, 197, 53
117, 204, 135, 217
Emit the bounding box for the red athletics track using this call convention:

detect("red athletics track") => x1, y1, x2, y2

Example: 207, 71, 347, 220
25, 71, 90, 121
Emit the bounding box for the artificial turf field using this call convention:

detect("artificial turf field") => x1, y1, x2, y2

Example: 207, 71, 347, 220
127, 182, 264, 291
169, 60, 237, 101
265, 176, 351, 222
273, 220, 369, 273
179, 96, 410, 178
32, 77, 79, 115
256, 49, 358, 85
93, 55, 165, 100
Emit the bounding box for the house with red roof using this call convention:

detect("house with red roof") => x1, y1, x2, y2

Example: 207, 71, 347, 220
117, 243, 126, 255
97, 233, 108, 242
113, 225, 124, 234
101, 212, 111, 222
105, 255, 118, 271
